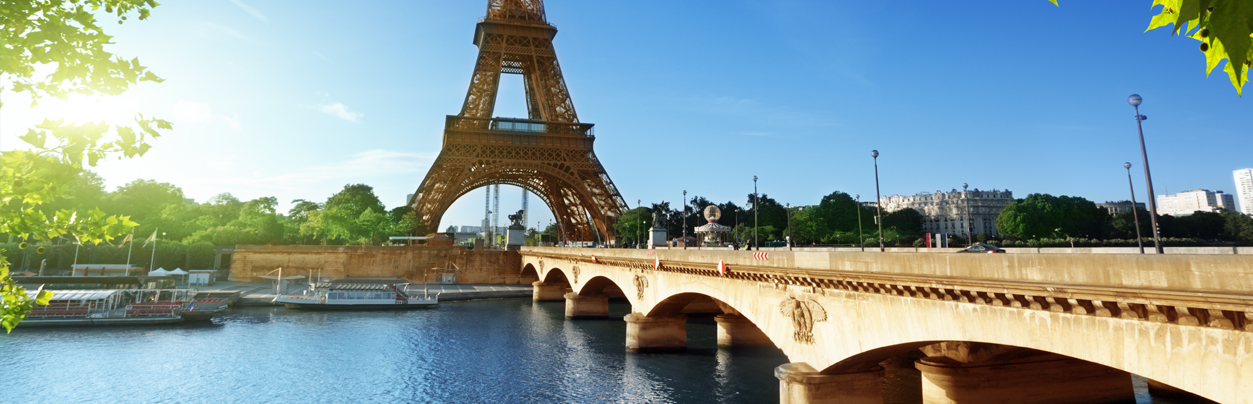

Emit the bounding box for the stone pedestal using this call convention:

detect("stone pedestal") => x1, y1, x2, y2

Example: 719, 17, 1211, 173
776, 362, 884, 404
648, 227, 667, 248
714, 314, 772, 348
624, 313, 686, 353
564, 293, 608, 319
505, 226, 525, 251
532, 281, 566, 302
915, 356, 1133, 404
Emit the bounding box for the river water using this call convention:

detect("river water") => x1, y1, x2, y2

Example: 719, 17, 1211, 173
0, 298, 1192, 403
2, 299, 788, 403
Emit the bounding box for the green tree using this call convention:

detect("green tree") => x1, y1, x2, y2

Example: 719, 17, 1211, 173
1223, 212, 1253, 243
996, 194, 1108, 240
2, 0, 167, 332
883, 208, 925, 237
613, 206, 652, 246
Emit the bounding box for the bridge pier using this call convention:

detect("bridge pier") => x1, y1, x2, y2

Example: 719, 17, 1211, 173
714, 314, 771, 348
564, 293, 608, 318
915, 354, 1133, 403
531, 281, 565, 301
624, 313, 686, 353
775, 362, 884, 404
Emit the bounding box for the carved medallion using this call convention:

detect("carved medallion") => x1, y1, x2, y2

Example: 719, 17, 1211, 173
539, 260, 544, 271
632, 274, 649, 300
778, 297, 827, 344
572, 266, 580, 284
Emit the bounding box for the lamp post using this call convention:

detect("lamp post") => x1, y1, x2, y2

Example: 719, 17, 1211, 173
752, 175, 759, 249
855, 194, 864, 252
636, 199, 642, 249
786, 202, 792, 251
871, 150, 884, 252
682, 190, 688, 249
1128, 94, 1163, 254
962, 183, 972, 246
1124, 162, 1145, 254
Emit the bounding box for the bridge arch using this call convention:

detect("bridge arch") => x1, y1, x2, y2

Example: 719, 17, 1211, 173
574, 275, 628, 300
540, 267, 570, 285
519, 263, 539, 285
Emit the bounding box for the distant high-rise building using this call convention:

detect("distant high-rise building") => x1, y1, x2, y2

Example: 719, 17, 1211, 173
406, 193, 415, 206
879, 189, 1013, 237
1097, 201, 1145, 215
1235, 168, 1253, 215
1156, 189, 1236, 216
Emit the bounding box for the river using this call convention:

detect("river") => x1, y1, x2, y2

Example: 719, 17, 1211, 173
0, 298, 1191, 403
2, 299, 788, 403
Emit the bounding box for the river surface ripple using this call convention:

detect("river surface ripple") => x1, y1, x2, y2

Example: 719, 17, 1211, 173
1, 299, 789, 404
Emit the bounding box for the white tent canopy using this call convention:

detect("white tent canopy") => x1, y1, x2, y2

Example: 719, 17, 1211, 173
148, 268, 170, 277
168, 268, 188, 275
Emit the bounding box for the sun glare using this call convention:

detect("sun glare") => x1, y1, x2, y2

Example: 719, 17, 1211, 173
35, 94, 141, 126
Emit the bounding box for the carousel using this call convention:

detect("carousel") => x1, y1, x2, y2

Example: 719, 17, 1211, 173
693, 205, 733, 247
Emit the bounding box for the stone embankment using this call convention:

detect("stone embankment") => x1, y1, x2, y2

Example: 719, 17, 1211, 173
196, 281, 530, 306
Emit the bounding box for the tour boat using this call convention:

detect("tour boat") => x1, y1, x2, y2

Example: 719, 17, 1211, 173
273, 279, 438, 310
21, 289, 229, 327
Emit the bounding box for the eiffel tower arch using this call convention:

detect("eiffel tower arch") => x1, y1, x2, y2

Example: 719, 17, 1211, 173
409, 0, 627, 243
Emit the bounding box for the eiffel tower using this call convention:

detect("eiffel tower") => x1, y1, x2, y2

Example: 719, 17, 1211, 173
409, 0, 626, 243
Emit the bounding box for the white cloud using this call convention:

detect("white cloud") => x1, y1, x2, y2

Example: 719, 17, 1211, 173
230, 0, 269, 22
222, 113, 242, 131
171, 101, 213, 123
319, 102, 363, 122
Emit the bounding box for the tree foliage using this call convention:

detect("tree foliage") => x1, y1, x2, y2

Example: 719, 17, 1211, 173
1052, 0, 1253, 95
996, 194, 1110, 239
2, 0, 168, 333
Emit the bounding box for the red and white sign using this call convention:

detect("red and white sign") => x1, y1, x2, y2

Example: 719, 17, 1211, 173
754, 252, 769, 260
718, 259, 726, 275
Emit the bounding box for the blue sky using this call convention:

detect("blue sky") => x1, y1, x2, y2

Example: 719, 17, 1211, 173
1, 1, 1248, 229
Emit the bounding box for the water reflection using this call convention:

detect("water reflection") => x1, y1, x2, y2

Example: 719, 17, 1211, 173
0, 298, 1196, 403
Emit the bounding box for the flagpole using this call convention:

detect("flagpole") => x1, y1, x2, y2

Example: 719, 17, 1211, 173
125, 228, 135, 273
150, 228, 158, 271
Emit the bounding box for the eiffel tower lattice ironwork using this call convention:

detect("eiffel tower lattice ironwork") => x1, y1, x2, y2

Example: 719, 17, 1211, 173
409, 0, 626, 243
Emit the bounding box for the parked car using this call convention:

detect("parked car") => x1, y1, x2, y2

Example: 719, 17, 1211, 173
958, 244, 1005, 253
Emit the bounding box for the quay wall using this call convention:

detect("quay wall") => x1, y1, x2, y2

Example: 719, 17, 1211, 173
687, 246, 1253, 254
229, 245, 521, 284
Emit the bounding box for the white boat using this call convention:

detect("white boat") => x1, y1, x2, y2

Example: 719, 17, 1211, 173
20, 289, 228, 327
274, 279, 438, 310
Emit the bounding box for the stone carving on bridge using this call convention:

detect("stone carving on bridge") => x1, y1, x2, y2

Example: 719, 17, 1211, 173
571, 266, 580, 284
632, 274, 649, 300
779, 297, 827, 344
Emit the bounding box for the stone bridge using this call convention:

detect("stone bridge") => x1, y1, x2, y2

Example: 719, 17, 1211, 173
517, 247, 1253, 404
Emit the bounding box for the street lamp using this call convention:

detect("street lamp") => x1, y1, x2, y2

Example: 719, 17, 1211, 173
1128, 94, 1164, 254
1124, 162, 1145, 254
871, 150, 884, 252
855, 194, 864, 252
636, 199, 642, 249
962, 183, 972, 246
682, 190, 688, 249
753, 175, 759, 249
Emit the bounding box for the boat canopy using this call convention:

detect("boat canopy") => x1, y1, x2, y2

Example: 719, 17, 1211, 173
314, 282, 400, 291
26, 290, 118, 301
